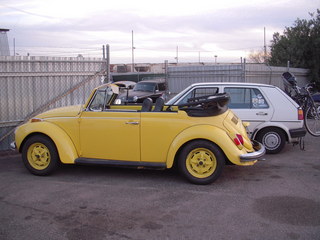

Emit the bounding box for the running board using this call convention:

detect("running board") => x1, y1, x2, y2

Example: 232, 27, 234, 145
75, 158, 166, 170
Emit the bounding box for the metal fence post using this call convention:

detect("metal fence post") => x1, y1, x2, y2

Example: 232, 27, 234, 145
106, 44, 110, 83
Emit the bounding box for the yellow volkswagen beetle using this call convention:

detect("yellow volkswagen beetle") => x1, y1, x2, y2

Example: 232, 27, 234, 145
13, 84, 265, 185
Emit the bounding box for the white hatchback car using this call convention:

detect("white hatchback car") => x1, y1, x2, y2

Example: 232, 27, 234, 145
167, 82, 306, 154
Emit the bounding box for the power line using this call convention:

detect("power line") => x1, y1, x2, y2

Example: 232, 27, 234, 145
0, 3, 58, 19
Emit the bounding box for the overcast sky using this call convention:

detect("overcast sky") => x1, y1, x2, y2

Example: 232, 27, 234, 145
1, 0, 319, 63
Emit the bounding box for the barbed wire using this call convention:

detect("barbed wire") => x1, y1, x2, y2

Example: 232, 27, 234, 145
11, 44, 263, 59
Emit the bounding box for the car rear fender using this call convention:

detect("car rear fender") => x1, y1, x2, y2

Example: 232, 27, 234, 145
251, 122, 291, 141
166, 125, 250, 168
16, 122, 78, 164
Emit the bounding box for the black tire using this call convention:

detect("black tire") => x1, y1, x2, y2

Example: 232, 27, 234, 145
256, 128, 286, 154
178, 140, 225, 185
316, 103, 320, 115
305, 106, 320, 137
22, 135, 60, 176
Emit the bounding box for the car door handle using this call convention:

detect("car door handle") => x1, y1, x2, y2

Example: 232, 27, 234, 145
256, 112, 268, 116
126, 121, 140, 125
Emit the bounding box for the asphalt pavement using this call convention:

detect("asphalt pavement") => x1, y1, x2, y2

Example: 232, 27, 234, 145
0, 134, 319, 240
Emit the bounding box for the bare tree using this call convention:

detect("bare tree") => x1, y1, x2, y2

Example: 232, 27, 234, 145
248, 49, 269, 63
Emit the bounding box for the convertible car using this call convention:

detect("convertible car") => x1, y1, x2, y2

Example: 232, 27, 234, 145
12, 84, 265, 185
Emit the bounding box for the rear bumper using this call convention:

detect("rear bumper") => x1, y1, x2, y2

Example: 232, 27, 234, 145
289, 128, 307, 138
240, 140, 266, 162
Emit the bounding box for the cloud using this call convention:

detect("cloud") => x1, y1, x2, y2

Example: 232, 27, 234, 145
1, 0, 319, 62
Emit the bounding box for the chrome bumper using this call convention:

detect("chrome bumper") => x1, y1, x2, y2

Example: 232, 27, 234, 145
289, 128, 306, 138
240, 140, 266, 162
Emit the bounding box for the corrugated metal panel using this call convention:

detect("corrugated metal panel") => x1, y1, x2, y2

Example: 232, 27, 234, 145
167, 63, 310, 94
244, 64, 309, 88
167, 64, 244, 94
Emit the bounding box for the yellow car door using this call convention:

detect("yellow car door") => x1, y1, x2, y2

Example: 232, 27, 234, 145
79, 110, 140, 161
140, 111, 191, 163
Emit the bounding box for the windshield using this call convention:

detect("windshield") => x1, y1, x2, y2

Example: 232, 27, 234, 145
133, 82, 156, 92
88, 86, 115, 111
166, 85, 193, 105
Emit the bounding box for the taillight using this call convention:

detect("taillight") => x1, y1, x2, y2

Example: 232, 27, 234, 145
234, 134, 244, 146
298, 108, 304, 120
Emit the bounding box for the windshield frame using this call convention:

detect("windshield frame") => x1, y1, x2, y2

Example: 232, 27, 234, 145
85, 84, 119, 111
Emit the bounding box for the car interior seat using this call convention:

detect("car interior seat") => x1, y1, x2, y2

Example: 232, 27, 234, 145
141, 98, 153, 112
153, 97, 165, 112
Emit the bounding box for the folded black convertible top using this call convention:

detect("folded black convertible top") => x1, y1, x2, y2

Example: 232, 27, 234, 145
178, 93, 230, 117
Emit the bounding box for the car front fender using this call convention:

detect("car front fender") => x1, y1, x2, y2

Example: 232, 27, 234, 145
166, 125, 253, 168
15, 121, 78, 164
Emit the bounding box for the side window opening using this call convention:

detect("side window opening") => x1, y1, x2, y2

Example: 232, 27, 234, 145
194, 87, 218, 98
158, 83, 166, 91
225, 87, 269, 109
178, 87, 218, 105
251, 88, 269, 108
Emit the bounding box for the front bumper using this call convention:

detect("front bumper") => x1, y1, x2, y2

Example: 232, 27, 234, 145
240, 140, 266, 162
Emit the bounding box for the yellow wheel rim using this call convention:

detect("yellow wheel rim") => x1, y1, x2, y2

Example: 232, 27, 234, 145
186, 148, 217, 178
27, 143, 51, 170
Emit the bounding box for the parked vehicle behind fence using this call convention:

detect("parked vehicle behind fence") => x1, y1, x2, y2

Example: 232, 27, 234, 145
117, 78, 166, 103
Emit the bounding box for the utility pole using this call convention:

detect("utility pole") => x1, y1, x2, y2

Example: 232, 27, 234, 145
175, 46, 179, 63
106, 44, 110, 83
132, 30, 135, 72
13, 38, 15, 56
164, 60, 168, 96
243, 58, 247, 82
264, 27, 267, 63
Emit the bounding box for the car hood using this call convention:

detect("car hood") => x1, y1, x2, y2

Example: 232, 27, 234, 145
35, 105, 83, 119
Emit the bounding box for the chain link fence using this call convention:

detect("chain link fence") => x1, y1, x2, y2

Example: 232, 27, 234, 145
0, 57, 310, 151
0, 56, 106, 150
167, 63, 310, 94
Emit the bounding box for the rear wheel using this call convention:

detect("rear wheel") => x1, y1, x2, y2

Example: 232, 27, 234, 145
305, 106, 320, 137
22, 135, 60, 175
256, 128, 286, 154
178, 140, 225, 185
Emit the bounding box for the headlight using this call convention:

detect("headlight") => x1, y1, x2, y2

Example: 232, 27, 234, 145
133, 96, 138, 102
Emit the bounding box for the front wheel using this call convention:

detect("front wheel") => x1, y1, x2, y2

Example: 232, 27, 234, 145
22, 135, 60, 175
178, 140, 225, 185
305, 106, 320, 137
